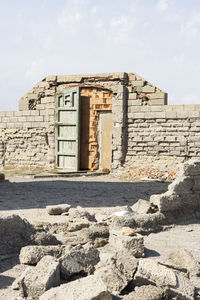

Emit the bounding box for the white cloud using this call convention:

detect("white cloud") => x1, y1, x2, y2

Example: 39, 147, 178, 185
157, 0, 169, 12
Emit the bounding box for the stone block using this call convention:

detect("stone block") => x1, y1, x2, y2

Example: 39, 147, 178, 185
109, 229, 144, 258
150, 92, 166, 99
27, 93, 39, 100
142, 85, 155, 93
20, 245, 63, 265
128, 93, 137, 100
132, 112, 145, 119
150, 99, 166, 105
46, 204, 71, 215
19, 255, 60, 298
40, 274, 112, 300
46, 75, 57, 82
131, 80, 145, 87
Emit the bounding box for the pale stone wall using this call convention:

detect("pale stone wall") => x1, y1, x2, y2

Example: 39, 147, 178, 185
126, 105, 200, 162
0, 110, 54, 169
0, 72, 170, 170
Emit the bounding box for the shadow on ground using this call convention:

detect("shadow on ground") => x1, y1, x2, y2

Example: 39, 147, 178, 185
0, 180, 169, 211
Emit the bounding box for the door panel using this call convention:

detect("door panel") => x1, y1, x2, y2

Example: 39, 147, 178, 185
55, 87, 80, 171
100, 112, 113, 171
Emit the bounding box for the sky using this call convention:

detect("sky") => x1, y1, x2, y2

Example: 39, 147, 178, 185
0, 0, 200, 110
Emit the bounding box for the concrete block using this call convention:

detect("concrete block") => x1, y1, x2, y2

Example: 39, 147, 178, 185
35, 116, 44, 122
0, 111, 6, 117
141, 106, 151, 112
150, 92, 166, 99
30, 110, 40, 116
150, 99, 166, 105
165, 112, 177, 119
2, 117, 10, 123
17, 116, 26, 122
128, 93, 137, 100
172, 105, 184, 112
38, 81, 49, 88
27, 93, 38, 100
150, 106, 163, 112
132, 113, 145, 119
46, 75, 57, 82
5, 111, 14, 117
36, 104, 45, 110
142, 86, 155, 93
22, 111, 31, 116
129, 74, 136, 81
130, 100, 142, 106
131, 80, 145, 87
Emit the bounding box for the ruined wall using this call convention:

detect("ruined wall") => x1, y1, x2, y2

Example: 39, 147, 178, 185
0, 110, 54, 169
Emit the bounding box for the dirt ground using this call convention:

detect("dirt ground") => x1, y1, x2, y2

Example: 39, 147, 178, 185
1, 173, 200, 299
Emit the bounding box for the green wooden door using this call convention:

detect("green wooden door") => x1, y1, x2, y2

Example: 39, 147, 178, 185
55, 87, 80, 171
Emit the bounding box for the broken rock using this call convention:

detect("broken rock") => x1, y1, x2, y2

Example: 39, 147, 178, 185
134, 258, 195, 299
109, 229, 144, 258
19, 255, 60, 298
168, 248, 200, 276
39, 274, 112, 300
60, 243, 100, 278
19, 245, 64, 265
123, 285, 165, 300
0, 214, 35, 255
46, 204, 71, 215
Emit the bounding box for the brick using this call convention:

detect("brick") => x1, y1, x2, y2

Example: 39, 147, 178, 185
142, 86, 155, 93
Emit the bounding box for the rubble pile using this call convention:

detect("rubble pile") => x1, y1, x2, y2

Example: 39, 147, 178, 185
2, 159, 200, 299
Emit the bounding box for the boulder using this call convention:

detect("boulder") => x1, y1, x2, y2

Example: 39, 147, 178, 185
109, 230, 144, 258
60, 243, 100, 278
46, 204, 71, 215
19, 245, 65, 265
18, 255, 60, 298
0, 214, 35, 255
39, 274, 112, 300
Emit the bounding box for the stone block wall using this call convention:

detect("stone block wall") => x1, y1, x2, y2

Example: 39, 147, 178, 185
126, 105, 200, 162
0, 110, 54, 169
2, 71, 199, 171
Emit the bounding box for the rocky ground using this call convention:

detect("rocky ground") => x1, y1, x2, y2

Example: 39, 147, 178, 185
0, 160, 200, 300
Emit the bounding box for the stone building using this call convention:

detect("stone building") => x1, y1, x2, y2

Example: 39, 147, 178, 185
0, 72, 200, 172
